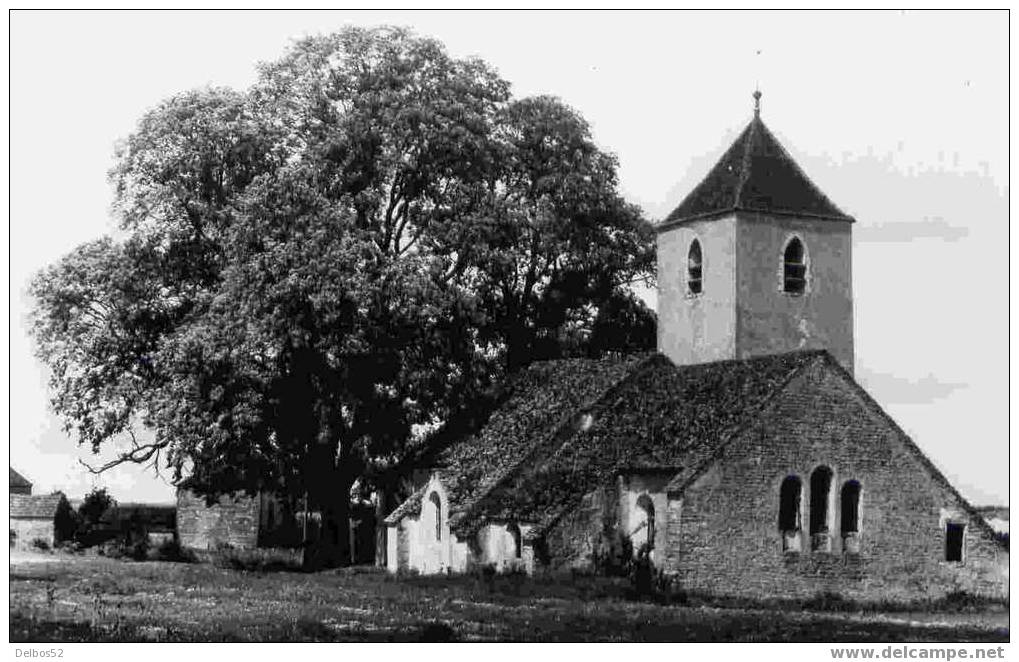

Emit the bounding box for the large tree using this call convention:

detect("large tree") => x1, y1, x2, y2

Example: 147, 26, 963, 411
30, 26, 655, 564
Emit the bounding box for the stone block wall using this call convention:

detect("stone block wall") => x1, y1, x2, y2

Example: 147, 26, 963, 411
177, 489, 260, 550
671, 362, 1007, 600
10, 518, 55, 550
657, 215, 738, 367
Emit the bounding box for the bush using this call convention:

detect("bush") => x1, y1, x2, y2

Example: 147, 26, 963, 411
30, 538, 50, 551
128, 536, 150, 561
593, 529, 633, 577
211, 547, 304, 572
153, 538, 196, 563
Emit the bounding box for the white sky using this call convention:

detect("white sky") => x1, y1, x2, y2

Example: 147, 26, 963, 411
8, 10, 1009, 506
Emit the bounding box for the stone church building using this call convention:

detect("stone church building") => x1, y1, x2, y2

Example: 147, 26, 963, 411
383, 96, 1008, 600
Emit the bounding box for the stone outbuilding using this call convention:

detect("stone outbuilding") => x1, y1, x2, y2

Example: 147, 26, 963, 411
383, 96, 1008, 601
10, 492, 74, 550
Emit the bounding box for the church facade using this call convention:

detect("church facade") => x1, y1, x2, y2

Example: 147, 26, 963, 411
382, 96, 1008, 600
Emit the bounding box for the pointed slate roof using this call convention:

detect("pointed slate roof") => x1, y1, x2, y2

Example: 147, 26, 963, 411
660, 103, 853, 231
10, 467, 32, 489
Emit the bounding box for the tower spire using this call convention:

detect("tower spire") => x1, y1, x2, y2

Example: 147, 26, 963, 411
753, 89, 762, 118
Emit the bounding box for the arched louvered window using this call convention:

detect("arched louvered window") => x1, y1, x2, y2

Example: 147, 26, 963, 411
687, 239, 703, 295
783, 237, 806, 294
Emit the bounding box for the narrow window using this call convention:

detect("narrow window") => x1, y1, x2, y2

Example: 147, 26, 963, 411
840, 480, 861, 535
687, 239, 703, 295
507, 522, 522, 559
429, 492, 442, 541
779, 475, 802, 552
840, 480, 862, 554
945, 522, 965, 562
633, 494, 656, 553
809, 466, 833, 551
266, 502, 275, 531
783, 237, 806, 294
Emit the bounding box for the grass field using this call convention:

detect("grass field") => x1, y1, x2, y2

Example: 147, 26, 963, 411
9, 552, 1009, 642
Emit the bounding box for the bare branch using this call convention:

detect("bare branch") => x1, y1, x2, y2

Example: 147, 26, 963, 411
78, 439, 168, 475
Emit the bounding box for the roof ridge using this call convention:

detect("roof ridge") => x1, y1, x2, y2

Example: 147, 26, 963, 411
450, 354, 663, 535
753, 120, 850, 220
732, 115, 759, 210
818, 356, 1006, 548
662, 353, 824, 497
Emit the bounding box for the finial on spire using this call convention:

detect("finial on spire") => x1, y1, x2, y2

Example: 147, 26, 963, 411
753, 89, 762, 117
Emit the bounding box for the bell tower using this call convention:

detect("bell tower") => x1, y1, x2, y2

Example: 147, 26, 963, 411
656, 92, 854, 373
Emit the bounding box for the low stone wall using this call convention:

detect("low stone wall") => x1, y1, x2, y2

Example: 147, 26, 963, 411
176, 490, 259, 550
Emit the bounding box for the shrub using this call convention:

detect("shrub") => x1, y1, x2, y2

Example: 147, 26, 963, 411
212, 547, 304, 572
128, 536, 150, 561
153, 538, 196, 563
30, 538, 50, 551
593, 529, 632, 577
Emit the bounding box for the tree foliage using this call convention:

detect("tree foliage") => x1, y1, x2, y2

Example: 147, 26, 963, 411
30, 26, 655, 562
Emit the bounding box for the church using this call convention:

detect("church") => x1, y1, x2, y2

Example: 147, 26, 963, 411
382, 94, 1008, 601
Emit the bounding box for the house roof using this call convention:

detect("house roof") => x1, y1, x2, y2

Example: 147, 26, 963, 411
10, 492, 67, 519
384, 353, 648, 526
10, 467, 32, 489
387, 350, 822, 538
659, 111, 853, 231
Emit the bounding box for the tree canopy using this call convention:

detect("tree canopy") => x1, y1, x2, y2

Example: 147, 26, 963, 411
30, 26, 655, 561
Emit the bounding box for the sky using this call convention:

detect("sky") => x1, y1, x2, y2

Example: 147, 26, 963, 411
8, 10, 1009, 506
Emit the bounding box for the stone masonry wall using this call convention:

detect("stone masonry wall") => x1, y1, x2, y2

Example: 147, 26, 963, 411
10, 518, 55, 550
177, 489, 260, 550
544, 484, 618, 570
672, 362, 1007, 600
657, 215, 737, 367
735, 213, 854, 374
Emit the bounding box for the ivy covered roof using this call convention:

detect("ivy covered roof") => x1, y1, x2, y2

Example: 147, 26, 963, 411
659, 113, 853, 231
386, 350, 827, 538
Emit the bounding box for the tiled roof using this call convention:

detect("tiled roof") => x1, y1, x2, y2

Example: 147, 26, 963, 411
10, 467, 32, 489
10, 492, 67, 519
660, 114, 853, 230
386, 350, 825, 540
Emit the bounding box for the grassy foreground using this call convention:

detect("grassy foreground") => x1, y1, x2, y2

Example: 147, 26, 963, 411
9, 552, 1009, 642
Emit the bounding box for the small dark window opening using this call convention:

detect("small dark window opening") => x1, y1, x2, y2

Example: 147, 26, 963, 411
687, 239, 703, 295
266, 502, 275, 531
508, 523, 522, 559
945, 522, 965, 562
809, 466, 833, 536
635, 494, 656, 550
783, 237, 806, 294
840, 480, 861, 535
779, 476, 802, 532
429, 492, 442, 541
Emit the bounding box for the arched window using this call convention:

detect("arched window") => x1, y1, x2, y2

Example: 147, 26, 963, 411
687, 239, 703, 295
632, 494, 656, 553
809, 466, 833, 551
783, 237, 806, 294
840, 480, 861, 535
779, 476, 802, 532
507, 522, 522, 559
428, 492, 442, 541
779, 475, 802, 552
945, 522, 965, 562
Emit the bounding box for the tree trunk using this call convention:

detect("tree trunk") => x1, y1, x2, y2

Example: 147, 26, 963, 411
302, 477, 353, 570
